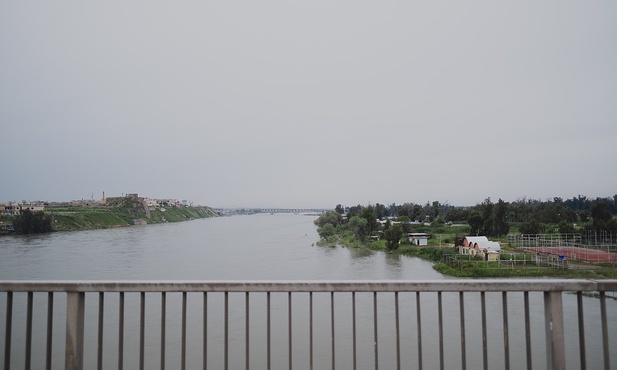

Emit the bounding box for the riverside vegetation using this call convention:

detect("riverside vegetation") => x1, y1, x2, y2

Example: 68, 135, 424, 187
1, 196, 217, 234
315, 198, 617, 279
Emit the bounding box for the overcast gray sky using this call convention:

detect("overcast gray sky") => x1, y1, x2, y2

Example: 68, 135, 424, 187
1, 1, 615, 208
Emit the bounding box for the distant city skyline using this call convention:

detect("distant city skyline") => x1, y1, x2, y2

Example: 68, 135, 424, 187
2, 2, 616, 209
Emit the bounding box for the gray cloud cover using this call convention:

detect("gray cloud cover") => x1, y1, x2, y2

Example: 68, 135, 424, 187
1, 1, 615, 208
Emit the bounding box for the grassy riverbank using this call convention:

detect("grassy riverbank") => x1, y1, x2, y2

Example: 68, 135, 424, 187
432, 257, 617, 279
46, 203, 216, 232
317, 235, 617, 279
314, 210, 617, 278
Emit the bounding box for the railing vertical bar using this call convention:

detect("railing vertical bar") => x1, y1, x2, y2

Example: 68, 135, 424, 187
331, 292, 335, 370
576, 291, 586, 370
352, 292, 357, 370
502, 292, 510, 370
600, 291, 609, 370
25, 291, 33, 370
118, 292, 124, 370
373, 292, 378, 370
289, 292, 292, 370
267, 292, 271, 370
181, 292, 187, 370
203, 292, 208, 370
544, 291, 565, 370
395, 292, 400, 370
524, 292, 532, 370
246, 292, 249, 370
161, 292, 166, 370
4, 291, 12, 370
46, 292, 54, 370
65, 292, 85, 370
97, 292, 104, 370
224, 291, 228, 370
481, 292, 487, 370
438, 291, 444, 370
140, 292, 145, 370
309, 292, 313, 370
459, 292, 466, 370
416, 292, 422, 370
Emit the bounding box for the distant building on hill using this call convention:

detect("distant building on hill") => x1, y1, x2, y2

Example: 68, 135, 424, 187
1, 202, 45, 215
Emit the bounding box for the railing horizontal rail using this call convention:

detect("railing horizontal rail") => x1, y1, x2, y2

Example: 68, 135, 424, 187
2, 279, 616, 293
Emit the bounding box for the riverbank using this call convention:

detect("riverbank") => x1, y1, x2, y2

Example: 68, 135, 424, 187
48, 205, 217, 232
0, 202, 217, 234
317, 237, 617, 279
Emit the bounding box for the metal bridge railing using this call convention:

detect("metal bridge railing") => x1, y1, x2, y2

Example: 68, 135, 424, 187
1, 280, 616, 370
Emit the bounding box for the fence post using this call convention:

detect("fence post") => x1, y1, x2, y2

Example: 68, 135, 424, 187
66, 292, 85, 370
544, 291, 565, 370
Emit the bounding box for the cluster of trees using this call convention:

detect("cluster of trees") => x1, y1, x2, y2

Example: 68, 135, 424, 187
331, 199, 508, 238
333, 196, 616, 227
316, 206, 404, 251
588, 202, 617, 234
315, 207, 376, 241
336, 201, 454, 224
445, 195, 616, 223
468, 196, 617, 235
12, 209, 53, 234
466, 198, 510, 237
325, 194, 617, 238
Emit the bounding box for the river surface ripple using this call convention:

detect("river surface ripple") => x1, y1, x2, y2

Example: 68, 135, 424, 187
0, 213, 444, 281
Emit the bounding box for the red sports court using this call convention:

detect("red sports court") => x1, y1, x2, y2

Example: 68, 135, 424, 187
525, 246, 617, 263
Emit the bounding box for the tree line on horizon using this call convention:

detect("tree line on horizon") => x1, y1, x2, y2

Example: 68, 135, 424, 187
332, 194, 617, 238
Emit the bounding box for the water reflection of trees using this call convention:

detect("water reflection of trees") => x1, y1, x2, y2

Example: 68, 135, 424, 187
349, 246, 374, 259
385, 252, 401, 266
385, 252, 402, 278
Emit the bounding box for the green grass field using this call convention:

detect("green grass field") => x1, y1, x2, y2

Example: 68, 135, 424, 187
46, 205, 215, 232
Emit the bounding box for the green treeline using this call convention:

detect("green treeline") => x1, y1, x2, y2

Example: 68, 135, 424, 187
331, 194, 617, 238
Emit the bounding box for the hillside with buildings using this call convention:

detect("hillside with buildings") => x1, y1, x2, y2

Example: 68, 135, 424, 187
1, 194, 217, 233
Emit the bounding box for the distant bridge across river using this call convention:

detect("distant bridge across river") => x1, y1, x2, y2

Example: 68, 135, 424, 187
215, 208, 331, 216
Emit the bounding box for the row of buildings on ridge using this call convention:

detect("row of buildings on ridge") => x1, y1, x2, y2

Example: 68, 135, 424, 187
1, 202, 45, 215
1, 193, 189, 216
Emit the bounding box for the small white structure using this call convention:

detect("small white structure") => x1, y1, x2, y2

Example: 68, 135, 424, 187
460, 236, 501, 256
408, 233, 431, 246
